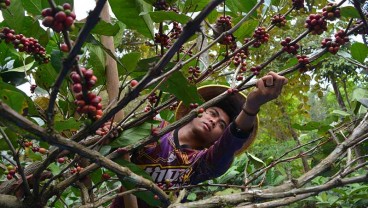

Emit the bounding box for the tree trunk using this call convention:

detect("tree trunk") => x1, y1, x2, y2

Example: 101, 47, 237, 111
100, 1, 124, 122
99, 2, 137, 208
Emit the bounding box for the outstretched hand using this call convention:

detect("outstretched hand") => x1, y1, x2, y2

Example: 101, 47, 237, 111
244, 71, 288, 114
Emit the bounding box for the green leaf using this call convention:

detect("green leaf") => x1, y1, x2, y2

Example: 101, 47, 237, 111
331, 110, 351, 117
351, 42, 368, 64
3, 0, 25, 32
51, 50, 63, 73
109, 120, 160, 148
247, 152, 266, 166
49, 163, 61, 175
121, 52, 141, 74
292, 121, 331, 133
1, 62, 34, 73
22, 0, 43, 16
27, 149, 43, 161
54, 118, 83, 132
99, 146, 112, 156
227, 0, 257, 13
159, 71, 203, 106
0, 127, 18, 151
184, 0, 211, 12
0, 89, 28, 115
340, 6, 361, 18
0, 80, 38, 116
233, 19, 258, 41
86, 44, 106, 87
187, 192, 197, 201
34, 64, 59, 91
110, 0, 154, 38
89, 168, 103, 185
352, 88, 368, 101
147, 11, 191, 24
90, 20, 121, 36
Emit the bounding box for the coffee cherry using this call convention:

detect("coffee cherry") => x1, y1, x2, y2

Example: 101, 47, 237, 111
102, 173, 111, 180
7, 174, 13, 180
38, 147, 47, 154
154, 195, 159, 200
57, 157, 65, 163
198, 107, 204, 114
60, 43, 69, 52
130, 80, 138, 87
72, 83, 82, 93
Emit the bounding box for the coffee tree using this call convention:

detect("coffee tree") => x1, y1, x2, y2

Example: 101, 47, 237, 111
0, 0, 367, 207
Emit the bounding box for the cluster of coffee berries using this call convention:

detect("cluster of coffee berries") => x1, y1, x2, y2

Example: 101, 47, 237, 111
187, 66, 201, 82
334, 30, 349, 45
189, 103, 199, 109
153, 0, 169, 11
219, 34, 235, 45
321, 38, 339, 54
70, 165, 83, 174
4, 165, 17, 180
95, 121, 120, 139
71, 68, 103, 120
252, 27, 269, 48
271, 14, 287, 27
250, 65, 262, 75
305, 14, 327, 35
227, 88, 239, 95
292, 0, 304, 10
157, 179, 174, 190
32, 146, 47, 154
217, 15, 232, 30
281, 37, 300, 55
169, 101, 178, 111
297, 55, 309, 64
322, 3, 340, 21
0, 28, 50, 64
233, 50, 248, 70
169, 22, 182, 39
21, 140, 33, 148
0, 0, 10, 9
148, 92, 158, 105
321, 31, 349, 55
41, 3, 76, 33
154, 33, 171, 47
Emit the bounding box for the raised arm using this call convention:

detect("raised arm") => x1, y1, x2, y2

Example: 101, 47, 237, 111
235, 71, 288, 132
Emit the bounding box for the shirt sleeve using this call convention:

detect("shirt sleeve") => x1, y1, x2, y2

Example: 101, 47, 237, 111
189, 122, 252, 184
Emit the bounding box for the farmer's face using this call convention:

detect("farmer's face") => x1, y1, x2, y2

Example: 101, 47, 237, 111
191, 106, 230, 147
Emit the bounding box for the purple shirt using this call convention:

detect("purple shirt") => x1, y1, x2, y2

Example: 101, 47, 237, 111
131, 122, 250, 187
